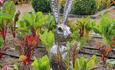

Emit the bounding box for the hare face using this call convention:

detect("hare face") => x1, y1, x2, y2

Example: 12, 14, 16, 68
56, 24, 71, 38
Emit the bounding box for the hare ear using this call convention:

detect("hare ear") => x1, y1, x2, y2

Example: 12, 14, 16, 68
50, 0, 59, 24
62, 0, 73, 24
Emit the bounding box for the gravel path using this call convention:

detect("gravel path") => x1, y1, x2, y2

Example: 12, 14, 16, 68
16, 4, 33, 17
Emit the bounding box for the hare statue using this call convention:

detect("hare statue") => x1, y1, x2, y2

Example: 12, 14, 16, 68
49, 0, 73, 70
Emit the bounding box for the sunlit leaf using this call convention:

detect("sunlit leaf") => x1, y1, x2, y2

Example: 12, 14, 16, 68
2, 1, 16, 18
40, 30, 54, 51
32, 55, 50, 70
86, 55, 96, 70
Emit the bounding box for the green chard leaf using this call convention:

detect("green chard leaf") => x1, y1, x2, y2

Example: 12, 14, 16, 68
40, 30, 54, 51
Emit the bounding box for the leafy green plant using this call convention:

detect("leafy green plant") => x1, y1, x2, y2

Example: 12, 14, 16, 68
96, 42, 112, 64
32, 55, 50, 70
93, 15, 115, 47
40, 30, 54, 52
77, 17, 94, 39
17, 12, 48, 37
74, 55, 97, 70
2, 0, 16, 18
72, 0, 97, 15
17, 11, 55, 65
0, 0, 16, 47
99, 45, 112, 64
2, 0, 20, 38
19, 34, 40, 65
43, 14, 56, 31
0, 11, 10, 58
69, 17, 94, 49
17, 12, 49, 65
0, 12, 10, 44
93, 15, 115, 64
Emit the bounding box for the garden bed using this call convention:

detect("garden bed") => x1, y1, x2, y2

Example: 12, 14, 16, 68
0, 0, 115, 70
0, 33, 115, 70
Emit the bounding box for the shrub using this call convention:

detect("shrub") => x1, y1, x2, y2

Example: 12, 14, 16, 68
71, 0, 97, 15
32, 0, 51, 13
31, 0, 66, 13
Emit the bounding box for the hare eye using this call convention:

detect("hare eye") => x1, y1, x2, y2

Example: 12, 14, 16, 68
58, 27, 63, 32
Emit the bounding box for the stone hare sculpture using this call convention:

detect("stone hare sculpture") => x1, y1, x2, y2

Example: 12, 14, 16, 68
49, 0, 73, 70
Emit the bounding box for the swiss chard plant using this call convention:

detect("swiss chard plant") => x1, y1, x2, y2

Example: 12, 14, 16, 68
43, 14, 55, 31
76, 17, 94, 40
17, 12, 48, 65
40, 30, 54, 52
66, 41, 79, 69
17, 12, 51, 37
2, 0, 16, 37
32, 55, 50, 70
74, 55, 97, 70
17, 12, 54, 65
68, 17, 95, 49
0, 0, 16, 48
16, 10, 55, 66
19, 34, 40, 65
93, 15, 115, 47
0, 11, 10, 47
93, 15, 115, 64
96, 44, 112, 64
